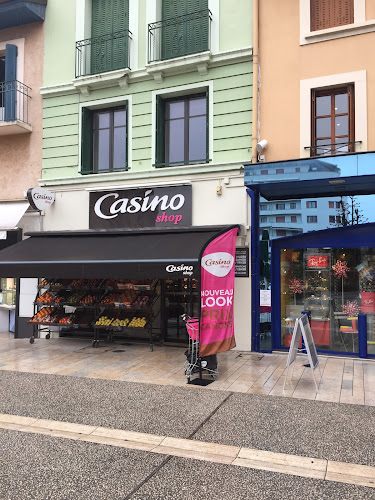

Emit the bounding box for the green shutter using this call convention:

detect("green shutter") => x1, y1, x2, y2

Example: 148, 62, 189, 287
205, 87, 209, 162
155, 95, 165, 167
162, 0, 208, 60
91, 0, 129, 75
186, 0, 208, 55
81, 108, 92, 174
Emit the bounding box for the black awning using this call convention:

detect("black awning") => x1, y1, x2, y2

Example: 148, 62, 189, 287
0, 226, 235, 279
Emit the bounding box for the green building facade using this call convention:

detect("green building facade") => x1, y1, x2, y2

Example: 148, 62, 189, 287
38, 0, 254, 351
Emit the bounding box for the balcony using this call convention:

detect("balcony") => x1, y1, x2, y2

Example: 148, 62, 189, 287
306, 141, 362, 157
0, 0, 47, 29
75, 29, 132, 79
148, 9, 212, 64
0, 80, 32, 135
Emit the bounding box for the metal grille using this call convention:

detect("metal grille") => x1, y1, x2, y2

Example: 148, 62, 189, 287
148, 9, 212, 63
0, 80, 31, 124
75, 29, 132, 78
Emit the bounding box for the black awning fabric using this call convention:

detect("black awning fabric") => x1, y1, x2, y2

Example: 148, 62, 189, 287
0, 227, 234, 279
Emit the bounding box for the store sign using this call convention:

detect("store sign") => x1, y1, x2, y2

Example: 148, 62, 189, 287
26, 187, 55, 211
200, 228, 238, 357
89, 185, 192, 229
235, 248, 249, 277
307, 255, 328, 268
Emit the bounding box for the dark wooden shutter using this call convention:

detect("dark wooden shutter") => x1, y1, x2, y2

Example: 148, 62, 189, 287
162, 0, 208, 60
91, 0, 129, 74
348, 83, 355, 152
310, 0, 354, 32
155, 95, 165, 167
4, 44, 17, 122
81, 108, 93, 174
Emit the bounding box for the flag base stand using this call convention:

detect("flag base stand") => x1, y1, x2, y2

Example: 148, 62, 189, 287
188, 377, 214, 386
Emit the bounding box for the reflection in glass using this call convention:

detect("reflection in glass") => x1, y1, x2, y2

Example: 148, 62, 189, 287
316, 95, 331, 116
335, 93, 348, 114
113, 127, 126, 170
189, 98, 206, 117
189, 116, 206, 162
168, 119, 184, 164
316, 117, 331, 138
335, 115, 348, 135
94, 129, 110, 171
168, 101, 184, 119
114, 110, 126, 127
95, 112, 110, 129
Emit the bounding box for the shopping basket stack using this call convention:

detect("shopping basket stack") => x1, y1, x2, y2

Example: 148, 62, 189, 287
181, 314, 218, 383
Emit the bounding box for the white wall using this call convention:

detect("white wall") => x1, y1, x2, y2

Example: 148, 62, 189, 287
42, 176, 253, 351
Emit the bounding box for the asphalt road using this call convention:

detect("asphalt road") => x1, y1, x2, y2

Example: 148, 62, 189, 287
1, 370, 375, 499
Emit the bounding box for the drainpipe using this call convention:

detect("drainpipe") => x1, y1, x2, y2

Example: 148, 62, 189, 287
251, 0, 259, 163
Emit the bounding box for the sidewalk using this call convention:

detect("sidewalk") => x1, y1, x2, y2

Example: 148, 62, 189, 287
1, 333, 375, 405
1, 334, 375, 498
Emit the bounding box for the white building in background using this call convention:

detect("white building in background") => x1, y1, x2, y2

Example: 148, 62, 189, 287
246, 158, 344, 239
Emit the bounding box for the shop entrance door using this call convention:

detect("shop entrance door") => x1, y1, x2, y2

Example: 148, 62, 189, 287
163, 278, 199, 343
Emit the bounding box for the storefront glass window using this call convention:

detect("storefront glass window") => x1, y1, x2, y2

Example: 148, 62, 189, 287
280, 247, 375, 355
0, 278, 16, 306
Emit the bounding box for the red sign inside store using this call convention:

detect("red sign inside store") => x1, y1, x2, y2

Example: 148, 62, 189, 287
307, 255, 328, 268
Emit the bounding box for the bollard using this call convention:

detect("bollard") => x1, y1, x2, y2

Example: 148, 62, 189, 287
358, 314, 367, 359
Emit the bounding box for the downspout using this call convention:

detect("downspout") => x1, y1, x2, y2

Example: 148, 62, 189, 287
251, 0, 259, 162
250, 0, 261, 351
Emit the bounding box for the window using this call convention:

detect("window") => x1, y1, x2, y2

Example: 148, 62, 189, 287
261, 170, 268, 175
291, 216, 297, 223
336, 201, 341, 208
329, 201, 334, 208
295, 167, 300, 173
306, 201, 317, 208
156, 92, 208, 167
311, 85, 354, 156
329, 215, 335, 223
81, 106, 127, 174
276, 203, 285, 210
260, 217, 267, 223
161, 0, 209, 61
310, 0, 354, 32
90, 0, 129, 75
336, 215, 341, 224
307, 216, 318, 223
276, 216, 285, 223
260, 205, 267, 211
290, 202, 296, 209
276, 230, 287, 237
276, 168, 284, 174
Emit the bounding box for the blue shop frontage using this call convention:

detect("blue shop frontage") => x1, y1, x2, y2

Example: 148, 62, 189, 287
245, 151, 375, 358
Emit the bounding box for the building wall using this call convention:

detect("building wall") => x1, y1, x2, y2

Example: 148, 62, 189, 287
0, 22, 44, 200
39, 0, 254, 350
41, 63, 252, 182
42, 173, 252, 351
258, 0, 375, 163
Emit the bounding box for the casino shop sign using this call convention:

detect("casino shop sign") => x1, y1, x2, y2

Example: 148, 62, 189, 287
89, 185, 192, 229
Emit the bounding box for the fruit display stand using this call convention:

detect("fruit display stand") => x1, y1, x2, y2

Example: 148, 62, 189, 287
29, 278, 161, 349
92, 282, 161, 350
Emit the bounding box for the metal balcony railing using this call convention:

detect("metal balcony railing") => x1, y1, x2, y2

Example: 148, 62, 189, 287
305, 141, 362, 157
75, 29, 132, 78
148, 9, 212, 64
0, 80, 31, 124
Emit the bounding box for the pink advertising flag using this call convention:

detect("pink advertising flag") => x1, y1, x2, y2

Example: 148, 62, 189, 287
200, 227, 238, 357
